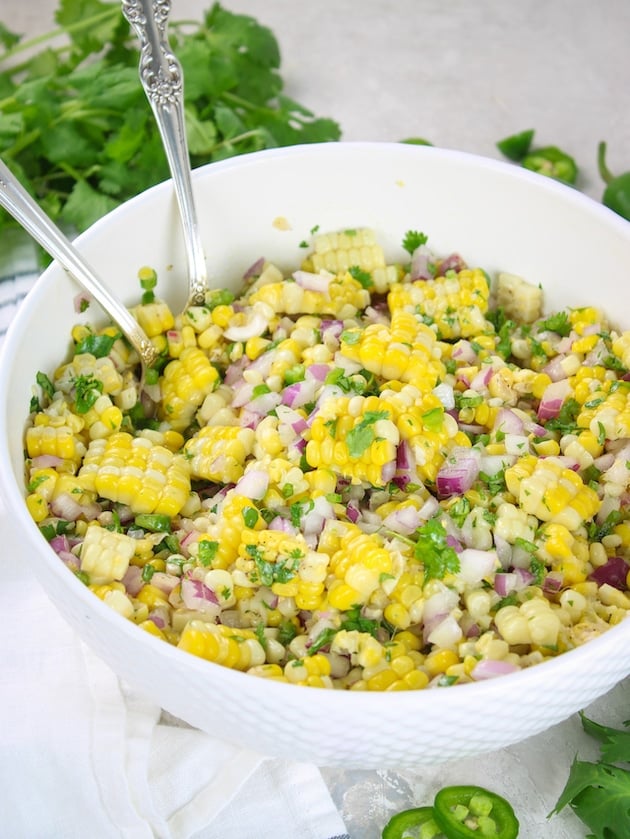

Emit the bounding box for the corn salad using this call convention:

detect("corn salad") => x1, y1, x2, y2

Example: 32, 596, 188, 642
24, 228, 630, 691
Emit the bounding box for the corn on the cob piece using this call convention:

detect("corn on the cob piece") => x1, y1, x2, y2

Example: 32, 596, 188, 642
302, 227, 399, 294
177, 621, 266, 670
505, 454, 600, 531
388, 268, 491, 339
184, 426, 255, 483
339, 312, 445, 390
495, 272, 543, 323
131, 298, 175, 338
307, 395, 399, 486
80, 523, 137, 585
78, 432, 191, 516
248, 273, 369, 318
159, 346, 219, 431
26, 423, 87, 467
326, 523, 393, 609
577, 383, 630, 441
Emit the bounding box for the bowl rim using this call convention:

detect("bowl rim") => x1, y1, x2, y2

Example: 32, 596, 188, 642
1, 140, 630, 711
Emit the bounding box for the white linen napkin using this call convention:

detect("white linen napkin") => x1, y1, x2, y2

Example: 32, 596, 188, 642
0, 273, 349, 838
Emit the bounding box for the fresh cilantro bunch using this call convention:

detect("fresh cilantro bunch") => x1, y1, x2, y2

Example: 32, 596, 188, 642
550, 711, 630, 838
0, 0, 340, 240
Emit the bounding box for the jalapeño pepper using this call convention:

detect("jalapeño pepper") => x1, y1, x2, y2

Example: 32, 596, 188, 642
382, 806, 445, 839
433, 785, 519, 838
496, 129, 534, 162
521, 145, 578, 185
597, 141, 630, 221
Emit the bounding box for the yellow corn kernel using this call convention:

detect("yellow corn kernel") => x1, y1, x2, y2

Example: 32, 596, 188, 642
26, 493, 49, 522
532, 438, 561, 456
211, 305, 235, 328
178, 621, 265, 670
383, 602, 411, 630
424, 649, 459, 676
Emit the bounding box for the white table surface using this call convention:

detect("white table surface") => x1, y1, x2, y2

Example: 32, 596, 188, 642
3, 2, 630, 837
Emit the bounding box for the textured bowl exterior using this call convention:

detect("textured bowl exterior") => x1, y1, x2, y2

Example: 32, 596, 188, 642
2, 143, 630, 768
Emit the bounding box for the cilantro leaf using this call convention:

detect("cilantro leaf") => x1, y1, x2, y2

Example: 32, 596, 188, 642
414, 517, 460, 583
550, 758, 630, 839
580, 713, 630, 765
402, 230, 428, 254
73, 374, 103, 414
539, 310, 572, 336
346, 410, 389, 459
545, 397, 581, 434
74, 331, 120, 358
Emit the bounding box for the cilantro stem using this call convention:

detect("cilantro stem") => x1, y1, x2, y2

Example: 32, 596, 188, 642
0, 8, 120, 64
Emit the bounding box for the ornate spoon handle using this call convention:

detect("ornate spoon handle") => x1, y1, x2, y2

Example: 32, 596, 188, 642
0, 158, 157, 367
122, 0, 208, 307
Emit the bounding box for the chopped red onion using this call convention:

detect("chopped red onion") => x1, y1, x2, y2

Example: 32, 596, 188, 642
382, 505, 421, 535
150, 571, 180, 595
469, 366, 493, 391
410, 244, 434, 280
537, 379, 571, 420
235, 469, 269, 500
494, 572, 518, 597
224, 311, 268, 342
282, 379, 318, 409
436, 446, 481, 497
589, 556, 629, 590
181, 578, 220, 613
494, 408, 524, 436
293, 269, 334, 294
457, 548, 499, 584
451, 340, 478, 364
122, 565, 144, 596
542, 355, 569, 382
31, 454, 64, 469
471, 660, 520, 680
346, 500, 360, 523
427, 613, 463, 648
74, 291, 92, 313
269, 516, 298, 534
243, 256, 265, 278
244, 390, 282, 415
306, 364, 330, 382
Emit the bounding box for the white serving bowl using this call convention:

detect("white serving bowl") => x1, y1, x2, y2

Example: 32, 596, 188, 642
2, 142, 630, 769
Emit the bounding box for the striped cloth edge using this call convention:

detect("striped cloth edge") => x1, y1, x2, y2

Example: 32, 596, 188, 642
0, 272, 38, 348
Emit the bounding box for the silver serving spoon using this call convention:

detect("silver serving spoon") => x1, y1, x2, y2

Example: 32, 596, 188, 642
0, 158, 158, 368
122, 0, 208, 309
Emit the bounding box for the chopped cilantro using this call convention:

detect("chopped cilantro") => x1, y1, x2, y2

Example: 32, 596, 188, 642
308, 627, 337, 655
73, 374, 103, 414
346, 410, 389, 458
35, 371, 55, 402
348, 265, 373, 288
74, 332, 120, 358
413, 517, 460, 583
197, 539, 219, 566
539, 311, 572, 336
340, 604, 379, 636
340, 328, 362, 346
278, 619, 298, 646
402, 230, 428, 255
545, 398, 581, 434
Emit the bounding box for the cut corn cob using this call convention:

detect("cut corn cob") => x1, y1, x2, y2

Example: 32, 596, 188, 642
177, 621, 266, 670
78, 432, 191, 516
248, 273, 369, 318
505, 454, 601, 531
388, 268, 491, 339
495, 272, 543, 323
184, 426, 255, 483
80, 524, 137, 585
159, 346, 219, 431
339, 312, 445, 391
